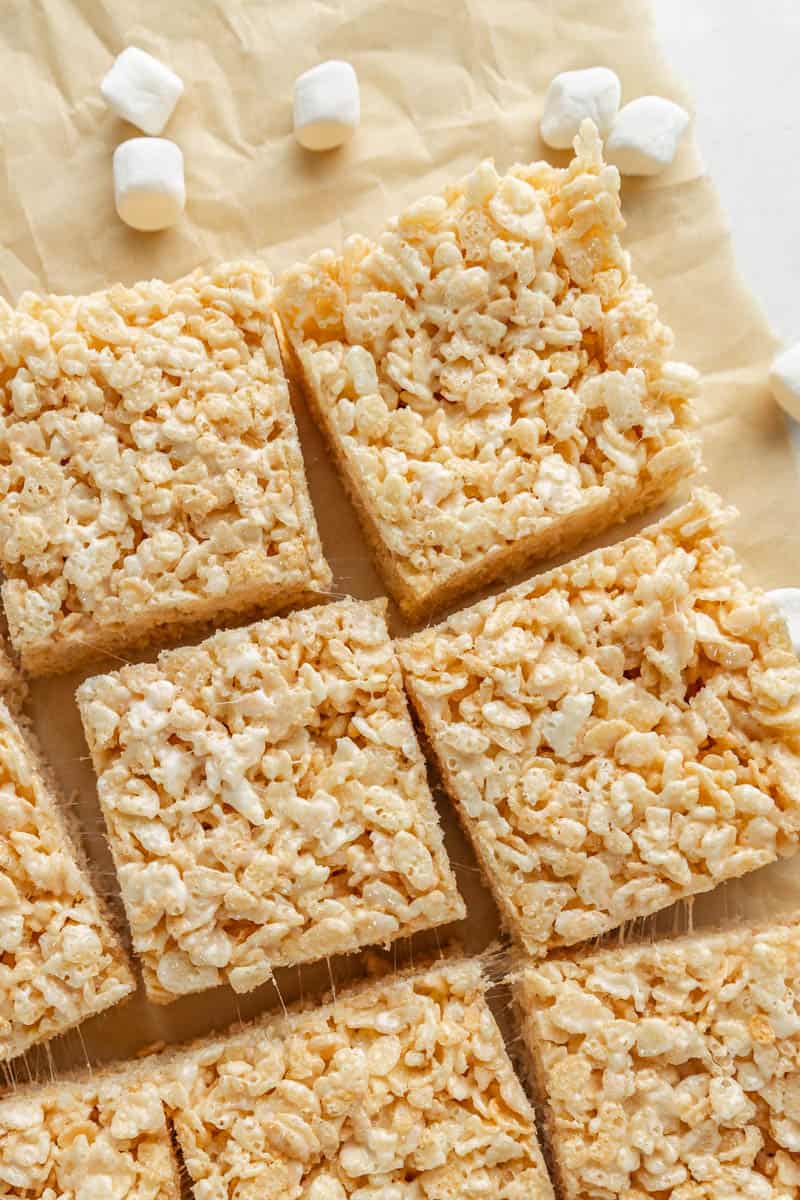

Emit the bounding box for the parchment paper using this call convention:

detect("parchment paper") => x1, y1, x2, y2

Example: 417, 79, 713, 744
1, 0, 798, 1083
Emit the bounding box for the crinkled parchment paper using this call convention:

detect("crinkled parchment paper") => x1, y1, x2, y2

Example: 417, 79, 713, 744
0, 0, 798, 1079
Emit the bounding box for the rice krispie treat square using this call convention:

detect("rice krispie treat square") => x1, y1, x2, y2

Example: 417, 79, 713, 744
77, 599, 464, 1004
399, 489, 800, 958
0, 1066, 179, 1199
0, 260, 331, 676
517, 922, 800, 1200
166, 957, 555, 1200
0, 699, 134, 1064
276, 122, 699, 621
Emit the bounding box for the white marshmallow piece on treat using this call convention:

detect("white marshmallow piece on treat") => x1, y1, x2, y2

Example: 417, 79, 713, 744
540, 67, 621, 150
294, 60, 360, 151
766, 589, 800, 656
113, 138, 185, 232
769, 343, 800, 422
605, 95, 690, 176
101, 46, 184, 136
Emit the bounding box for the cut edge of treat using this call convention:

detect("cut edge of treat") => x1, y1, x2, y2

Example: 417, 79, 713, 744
0, 633, 26, 716
277, 323, 420, 614
397, 486, 734, 647
7, 576, 336, 679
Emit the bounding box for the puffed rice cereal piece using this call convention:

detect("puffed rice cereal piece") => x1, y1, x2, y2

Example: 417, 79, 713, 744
0, 260, 331, 676
276, 121, 700, 621
0, 698, 134, 1064
77, 598, 463, 1004
517, 921, 800, 1200
399, 489, 800, 958
165, 956, 555, 1200
0, 1065, 179, 1199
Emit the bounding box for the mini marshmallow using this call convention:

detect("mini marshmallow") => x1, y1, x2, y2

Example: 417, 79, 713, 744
113, 138, 185, 232
766, 589, 800, 655
540, 67, 621, 150
101, 47, 184, 136
293, 60, 360, 151
605, 95, 689, 176
769, 343, 800, 422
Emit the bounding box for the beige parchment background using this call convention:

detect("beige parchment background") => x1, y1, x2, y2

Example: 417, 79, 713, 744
0, 0, 798, 1084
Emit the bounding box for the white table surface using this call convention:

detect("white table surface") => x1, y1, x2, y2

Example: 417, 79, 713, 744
653, 0, 800, 456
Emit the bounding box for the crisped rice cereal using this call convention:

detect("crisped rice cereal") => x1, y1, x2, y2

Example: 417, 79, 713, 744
0, 698, 134, 1064
399, 490, 800, 957
277, 122, 699, 620
166, 957, 555, 1200
518, 922, 800, 1199
77, 599, 463, 1004
0, 260, 331, 675
0, 1067, 178, 1199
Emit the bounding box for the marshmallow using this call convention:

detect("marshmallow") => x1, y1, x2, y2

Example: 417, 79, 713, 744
605, 96, 690, 176
293, 60, 360, 151
766, 589, 800, 655
540, 67, 621, 150
113, 138, 185, 232
101, 47, 184, 136
769, 343, 800, 422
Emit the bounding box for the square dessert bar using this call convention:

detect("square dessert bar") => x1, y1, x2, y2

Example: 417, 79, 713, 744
77, 598, 464, 1004
0, 699, 134, 1064
399, 489, 800, 958
517, 922, 800, 1200
0, 1066, 179, 1198
276, 121, 700, 621
0, 260, 331, 675
167, 957, 555, 1200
